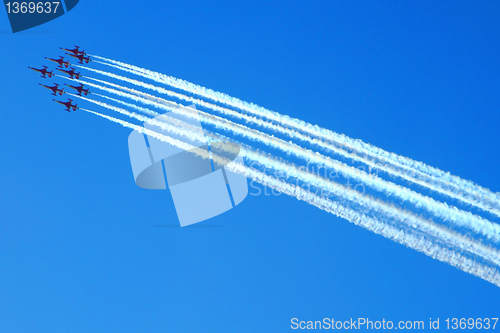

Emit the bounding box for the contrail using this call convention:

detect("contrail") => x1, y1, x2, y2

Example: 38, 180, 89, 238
94, 93, 158, 117
79, 106, 500, 287
89, 56, 500, 210
69, 81, 500, 246
72, 94, 500, 273
66, 58, 500, 287
77, 62, 500, 218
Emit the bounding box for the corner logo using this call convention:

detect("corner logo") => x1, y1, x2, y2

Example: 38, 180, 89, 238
128, 105, 248, 227
3, 0, 79, 33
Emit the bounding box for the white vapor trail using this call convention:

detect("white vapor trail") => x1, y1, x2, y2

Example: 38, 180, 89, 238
71, 93, 500, 274
77, 62, 500, 219
79, 107, 500, 287
68, 79, 500, 246
88, 55, 500, 217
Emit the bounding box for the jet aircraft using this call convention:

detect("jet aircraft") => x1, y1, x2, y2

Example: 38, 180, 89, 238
53, 98, 78, 112
45, 56, 70, 68
29, 66, 53, 78
64, 83, 89, 96
66, 53, 91, 64
60, 45, 85, 56
40, 83, 64, 96
56, 67, 81, 79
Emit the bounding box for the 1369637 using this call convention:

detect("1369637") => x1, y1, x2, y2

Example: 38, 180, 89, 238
445, 318, 498, 330
5, 2, 60, 14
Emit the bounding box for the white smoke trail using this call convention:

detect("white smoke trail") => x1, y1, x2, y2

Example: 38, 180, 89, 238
72, 94, 500, 273
89, 55, 500, 214
70, 81, 500, 245
80, 106, 500, 287
77, 63, 500, 218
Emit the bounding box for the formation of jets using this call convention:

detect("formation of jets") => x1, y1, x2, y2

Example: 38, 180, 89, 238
31, 46, 92, 112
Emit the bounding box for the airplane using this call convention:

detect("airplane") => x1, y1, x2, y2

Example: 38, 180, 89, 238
64, 83, 89, 96
56, 67, 81, 79
60, 45, 85, 56
28, 66, 53, 78
53, 98, 78, 112
40, 83, 64, 96
45, 56, 70, 68
66, 53, 91, 64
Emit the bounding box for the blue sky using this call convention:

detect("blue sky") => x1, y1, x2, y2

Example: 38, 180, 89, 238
1, 1, 499, 332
